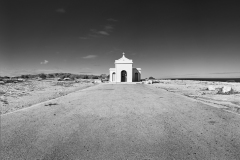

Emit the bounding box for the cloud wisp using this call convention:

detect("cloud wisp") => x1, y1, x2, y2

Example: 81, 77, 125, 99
40, 60, 49, 64
209, 72, 240, 75
90, 25, 113, 36
80, 24, 115, 40
55, 8, 66, 13
82, 55, 97, 59
97, 31, 109, 35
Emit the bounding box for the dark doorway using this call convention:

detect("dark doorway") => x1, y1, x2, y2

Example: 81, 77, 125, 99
121, 70, 127, 82
112, 72, 115, 81
135, 73, 138, 82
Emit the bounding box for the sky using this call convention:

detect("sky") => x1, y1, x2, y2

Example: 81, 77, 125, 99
1, 0, 240, 78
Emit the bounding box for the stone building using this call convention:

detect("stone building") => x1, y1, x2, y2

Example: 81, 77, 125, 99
109, 53, 141, 82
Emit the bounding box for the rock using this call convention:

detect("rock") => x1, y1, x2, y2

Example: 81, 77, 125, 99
146, 80, 152, 84
208, 85, 215, 91
94, 79, 102, 83
17, 78, 24, 82
142, 80, 153, 84
222, 86, 232, 93
232, 86, 240, 93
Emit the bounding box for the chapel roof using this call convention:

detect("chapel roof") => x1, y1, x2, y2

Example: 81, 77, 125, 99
115, 53, 133, 63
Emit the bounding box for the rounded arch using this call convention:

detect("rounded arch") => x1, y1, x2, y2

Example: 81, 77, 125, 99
121, 70, 127, 82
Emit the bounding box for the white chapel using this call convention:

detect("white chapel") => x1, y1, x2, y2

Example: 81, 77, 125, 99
109, 53, 141, 82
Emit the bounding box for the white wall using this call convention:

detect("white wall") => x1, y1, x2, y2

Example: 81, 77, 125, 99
115, 63, 133, 82
109, 68, 116, 82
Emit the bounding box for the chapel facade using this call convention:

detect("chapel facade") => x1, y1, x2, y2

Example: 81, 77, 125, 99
109, 53, 141, 82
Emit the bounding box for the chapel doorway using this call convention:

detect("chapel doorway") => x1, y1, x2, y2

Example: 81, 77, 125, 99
121, 70, 127, 82
135, 72, 138, 82
112, 72, 115, 82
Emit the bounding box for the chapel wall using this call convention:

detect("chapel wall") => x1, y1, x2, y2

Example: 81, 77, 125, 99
115, 63, 133, 82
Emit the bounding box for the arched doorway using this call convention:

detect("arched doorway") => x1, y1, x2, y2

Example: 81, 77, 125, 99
121, 70, 127, 82
112, 72, 116, 82
135, 72, 138, 82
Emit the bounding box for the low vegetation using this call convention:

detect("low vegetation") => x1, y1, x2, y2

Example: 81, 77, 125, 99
0, 73, 109, 84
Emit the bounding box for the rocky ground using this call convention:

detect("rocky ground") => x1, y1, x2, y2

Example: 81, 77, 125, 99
0, 79, 95, 114
149, 80, 240, 114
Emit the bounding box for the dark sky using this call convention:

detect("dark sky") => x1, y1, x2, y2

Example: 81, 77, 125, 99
1, 0, 240, 78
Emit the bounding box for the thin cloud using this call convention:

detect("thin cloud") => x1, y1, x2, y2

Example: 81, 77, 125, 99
79, 71, 92, 73
82, 55, 97, 59
81, 24, 115, 39
104, 25, 114, 30
107, 18, 118, 22
130, 53, 137, 56
55, 8, 66, 13
98, 31, 109, 35
90, 29, 110, 36
40, 60, 49, 64
209, 72, 240, 75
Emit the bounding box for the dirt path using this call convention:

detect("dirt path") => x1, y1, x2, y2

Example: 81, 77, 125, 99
1, 84, 240, 160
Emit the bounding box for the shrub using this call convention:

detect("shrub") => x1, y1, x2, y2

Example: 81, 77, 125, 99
92, 76, 99, 79
39, 73, 47, 79
47, 74, 55, 78
100, 74, 107, 79
21, 75, 29, 79
69, 74, 77, 80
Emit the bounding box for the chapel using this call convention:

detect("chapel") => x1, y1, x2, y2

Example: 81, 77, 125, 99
109, 53, 141, 82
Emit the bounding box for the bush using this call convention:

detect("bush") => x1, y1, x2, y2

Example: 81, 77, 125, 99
39, 73, 47, 79
47, 74, 55, 78
21, 75, 29, 79
69, 74, 77, 80
59, 75, 65, 79
92, 76, 99, 79
100, 74, 107, 79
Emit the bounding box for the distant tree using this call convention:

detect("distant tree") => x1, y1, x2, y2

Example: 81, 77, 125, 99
39, 73, 47, 79
149, 76, 155, 80
21, 75, 28, 79
47, 74, 54, 78
88, 75, 94, 79
84, 75, 89, 79
53, 73, 60, 77
100, 74, 107, 79
107, 75, 110, 80
69, 74, 77, 80
92, 76, 99, 79
64, 73, 71, 78
59, 75, 65, 80
75, 74, 82, 79
26, 74, 34, 78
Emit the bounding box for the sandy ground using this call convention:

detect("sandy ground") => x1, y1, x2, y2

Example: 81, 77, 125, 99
0, 79, 95, 114
149, 80, 240, 114
1, 83, 240, 160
